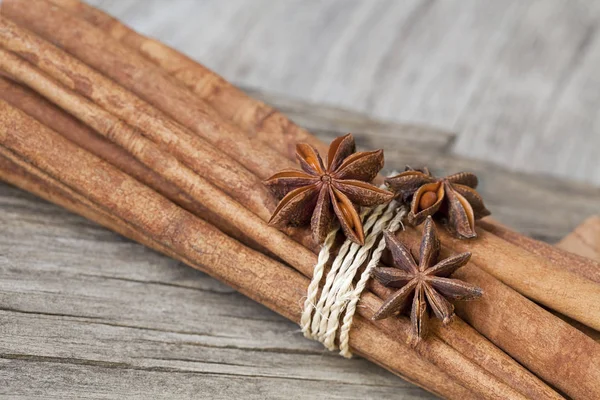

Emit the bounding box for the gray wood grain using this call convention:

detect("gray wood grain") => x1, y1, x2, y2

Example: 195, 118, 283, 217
88, 0, 600, 186
0, 185, 426, 400
249, 88, 600, 242
1, 84, 599, 398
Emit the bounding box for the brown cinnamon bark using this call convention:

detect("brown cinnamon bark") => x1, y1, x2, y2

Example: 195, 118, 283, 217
0, 75, 268, 253
478, 219, 600, 342
435, 225, 600, 331
368, 280, 561, 400
0, 46, 330, 282
0, 16, 280, 222
397, 226, 600, 399
45, 0, 327, 160
1, 0, 294, 180
0, 101, 481, 400
549, 309, 600, 343
479, 218, 600, 283
555, 218, 600, 342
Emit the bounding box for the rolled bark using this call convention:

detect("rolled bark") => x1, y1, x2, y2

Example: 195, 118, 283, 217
0, 16, 280, 222
368, 280, 561, 400
479, 218, 600, 283
0, 100, 482, 400
0, 46, 331, 284
397, 226, 600, 399
555, 217, 600, 342
437, 226, 600, 332
0, 75, 269, 253
1, 0, 293, 180
46, 0, 327, 160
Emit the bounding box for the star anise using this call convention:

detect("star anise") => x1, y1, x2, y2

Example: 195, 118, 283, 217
372, 216, 482, 342
385, 167, 490, 239
265, 134, 393, 245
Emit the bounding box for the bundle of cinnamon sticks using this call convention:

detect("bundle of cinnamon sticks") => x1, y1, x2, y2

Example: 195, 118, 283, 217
1, 1, 599, 399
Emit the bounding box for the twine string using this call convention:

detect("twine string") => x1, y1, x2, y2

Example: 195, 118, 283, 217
300, 175, 407, 357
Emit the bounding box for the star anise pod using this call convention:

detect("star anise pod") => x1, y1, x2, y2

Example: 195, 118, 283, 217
372, 216, 482, 342
265, 134, 393, 245
385, 168, 490, 239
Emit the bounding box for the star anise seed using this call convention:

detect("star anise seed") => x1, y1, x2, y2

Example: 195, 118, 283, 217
265, 134, 393, 245
385, 168, 490, 239
372, 216, 483, 342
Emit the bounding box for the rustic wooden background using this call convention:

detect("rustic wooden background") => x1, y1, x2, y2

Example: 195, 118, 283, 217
2, 1, 600, 399
89, 0, 600, 187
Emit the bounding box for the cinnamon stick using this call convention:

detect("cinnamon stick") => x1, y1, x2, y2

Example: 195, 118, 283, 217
0, 75, 268, 253
436, 225, 600, 331
555, 217, 600, 341
46, 0, 327, 160
480, 218, 600, 283
0, 46, 323, 281
1, 0, 294, 180
477, 220, 600, 341
0, 100, 481, 400
0, 16, 281, 222
397, 226, 600, 399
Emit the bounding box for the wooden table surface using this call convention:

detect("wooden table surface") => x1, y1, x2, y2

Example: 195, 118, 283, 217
1, 88, 599, 399
89, 0, 600, 187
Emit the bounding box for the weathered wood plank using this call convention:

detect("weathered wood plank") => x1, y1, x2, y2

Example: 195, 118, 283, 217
454, 0, 600, 184
88, 0, 600, 185
2, 1, 600, 393
245, 87, 456, 152
558, 216, 600, 261
520, 20, 600, 186
0, 185, 425, 399
0, 360, 431, 400
249, 88, 600, 242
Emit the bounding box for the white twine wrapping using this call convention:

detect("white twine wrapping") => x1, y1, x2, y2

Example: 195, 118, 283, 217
300, 177, 407, 358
